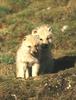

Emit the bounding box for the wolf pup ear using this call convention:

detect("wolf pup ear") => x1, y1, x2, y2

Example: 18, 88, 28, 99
48, 26, 52, 32
32, 29, 37, 35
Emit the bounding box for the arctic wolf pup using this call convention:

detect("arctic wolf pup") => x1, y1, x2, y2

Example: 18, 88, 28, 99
32, 25, 54, 74
16, 35, 41, 79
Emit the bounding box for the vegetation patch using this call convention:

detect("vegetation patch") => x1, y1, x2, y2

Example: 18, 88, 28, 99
0, 55, 15, 64
0, 0, 76, 99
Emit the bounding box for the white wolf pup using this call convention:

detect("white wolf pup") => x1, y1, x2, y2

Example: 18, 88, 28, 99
32, 25, 54, 74
32, 24, 52, 44
16, 35, 41, 79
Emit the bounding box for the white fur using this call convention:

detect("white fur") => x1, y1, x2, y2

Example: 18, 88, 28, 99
16, 35, 40, 79
32, 25, 52, 44
32, 25, 54, 74
16, 25, 53, 79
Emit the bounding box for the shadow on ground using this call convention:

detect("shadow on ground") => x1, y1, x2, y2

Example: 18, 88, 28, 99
53, 56, 76, 73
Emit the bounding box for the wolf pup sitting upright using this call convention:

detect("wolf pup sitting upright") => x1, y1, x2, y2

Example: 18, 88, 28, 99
32, 25, 54, 74
16, 35, 41, 79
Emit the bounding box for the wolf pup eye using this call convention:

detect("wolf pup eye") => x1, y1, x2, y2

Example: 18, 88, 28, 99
34, 45, 37, 48
40, 38, 43, 41
47, 37, 49, 40
28, 46, 31, 48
